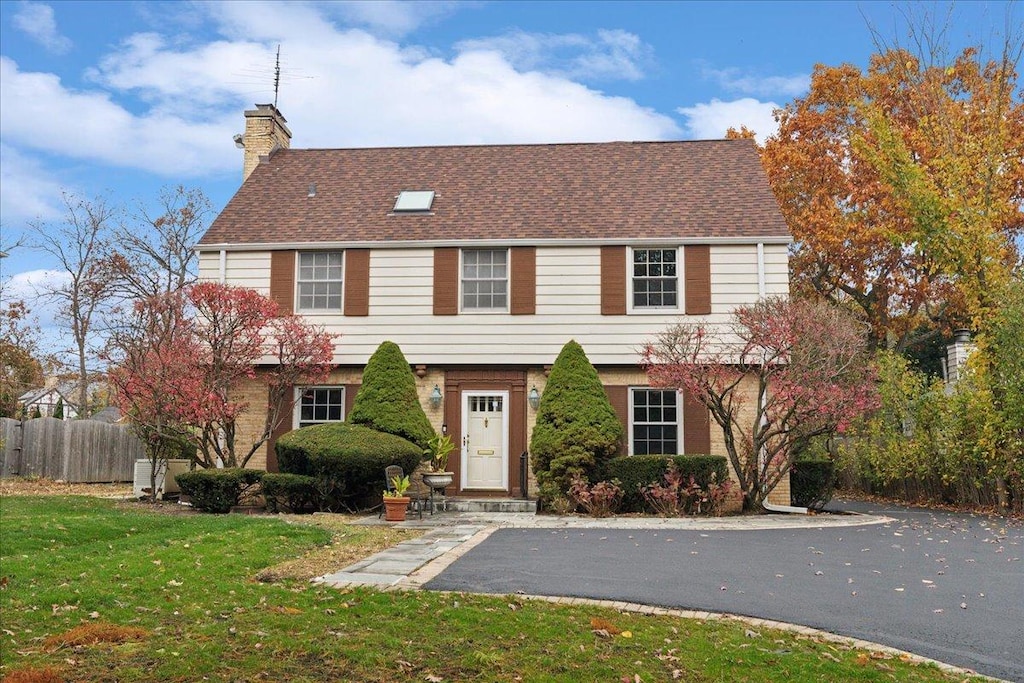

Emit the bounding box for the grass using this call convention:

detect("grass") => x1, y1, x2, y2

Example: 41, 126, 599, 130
0, 495, 969, 682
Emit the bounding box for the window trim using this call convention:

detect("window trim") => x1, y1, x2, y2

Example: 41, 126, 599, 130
628, 386, 682, 456
293, 385, 347, 429
459, 247, 510, 314
295, 250, 345, 313
627, 246, 682, 314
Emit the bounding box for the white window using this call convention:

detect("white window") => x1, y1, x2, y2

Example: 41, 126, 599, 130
294, 386, 345, 428
631, 247, 678, 309
631, 388, 679, 455
297, 252, 343, 311
462, 249, 508, 311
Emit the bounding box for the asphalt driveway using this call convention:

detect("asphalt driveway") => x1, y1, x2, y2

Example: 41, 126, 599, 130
425, 501, 1024, 681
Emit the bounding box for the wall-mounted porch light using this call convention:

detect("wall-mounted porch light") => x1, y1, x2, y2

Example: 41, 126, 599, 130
429, 384, 443, 409
528, 386, 541, 410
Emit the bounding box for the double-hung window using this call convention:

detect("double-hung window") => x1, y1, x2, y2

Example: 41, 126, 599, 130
295, 387, 345, 428
631, 388, 679, 455
297, 252, 343, 311
462, 249, 508, 311
632, 248, 678, 309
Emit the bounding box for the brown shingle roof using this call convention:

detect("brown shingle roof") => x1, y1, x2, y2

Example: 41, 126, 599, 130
199, 139, 789, 246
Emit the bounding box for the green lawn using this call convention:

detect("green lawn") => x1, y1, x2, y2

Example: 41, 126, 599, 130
0, 496, 967, 682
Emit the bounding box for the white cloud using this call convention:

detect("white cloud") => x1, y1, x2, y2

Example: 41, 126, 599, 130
0, 57, 241, 177
12, 2, 72, 54
698, 62, 809, 98
0, 143, 66, 224
455, 28, 654, 81
0, 2, 681, 215
676, 98, 780, 142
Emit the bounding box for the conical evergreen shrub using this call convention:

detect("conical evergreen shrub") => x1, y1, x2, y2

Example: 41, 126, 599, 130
530, 340, 624, 496
347, 341, 435, 450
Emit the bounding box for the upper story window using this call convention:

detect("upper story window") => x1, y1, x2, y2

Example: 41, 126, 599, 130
462, 249, 508, 311
297, 251, 343, 311
631, 388, 679, 455
632, 247, 678, 309
295, 386, 345, 428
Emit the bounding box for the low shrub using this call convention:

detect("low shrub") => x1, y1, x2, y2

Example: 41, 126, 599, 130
567, 476, 624, 517
791, 457, 836, 509
641, 463, 733, 516
604, 455, 728, 512
275, 422, 423, 511
176, 468, 263, 513
261, 473, 317, 513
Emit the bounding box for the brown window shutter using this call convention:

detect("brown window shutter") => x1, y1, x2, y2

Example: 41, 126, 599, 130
604, 385, 629, 456
344, 383, 360, 417
344, 249, 370, 316
682, 388, 711, 455
684, 245, 711, 315
510, 247, 536, 315
269, 250, 295, 315
266, 384, 294, 473
433, 247, 459, 315
600, 246, 626, 315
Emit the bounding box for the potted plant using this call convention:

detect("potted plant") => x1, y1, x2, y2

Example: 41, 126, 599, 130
422, 433, 455, 490
382, 473, 412, 522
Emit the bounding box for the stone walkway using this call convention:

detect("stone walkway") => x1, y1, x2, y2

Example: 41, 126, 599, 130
314, 509, 893, 588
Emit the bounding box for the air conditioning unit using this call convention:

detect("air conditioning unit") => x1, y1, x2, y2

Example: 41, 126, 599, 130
133, 459, 192, 498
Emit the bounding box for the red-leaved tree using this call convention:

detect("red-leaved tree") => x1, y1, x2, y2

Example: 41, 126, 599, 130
641, 297, 877, 512
109, 283, 336, 475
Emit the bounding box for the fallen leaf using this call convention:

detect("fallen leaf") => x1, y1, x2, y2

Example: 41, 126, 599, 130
821, 652, 841, 662
745, 629, 761, 639
591, 617, 621, 635
424, 675, 444, 682
620, 631, 633, 638
593, 629, 612, 639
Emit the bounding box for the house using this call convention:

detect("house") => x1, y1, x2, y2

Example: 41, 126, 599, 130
196, 103, 792, 502
18, 379, 106, 420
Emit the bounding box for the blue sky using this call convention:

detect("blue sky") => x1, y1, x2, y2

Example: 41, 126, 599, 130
0, 0, 1019, 350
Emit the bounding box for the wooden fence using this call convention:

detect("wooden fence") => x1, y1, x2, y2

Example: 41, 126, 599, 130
0, 417, 143, 483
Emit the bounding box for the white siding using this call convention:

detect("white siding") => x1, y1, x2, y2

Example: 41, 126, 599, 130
203, 244, 787, 366
197, 251, 271, 293
762, 243, 790, 295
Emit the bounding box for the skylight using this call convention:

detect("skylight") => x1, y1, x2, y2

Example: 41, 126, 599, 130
393, 190, 435, 212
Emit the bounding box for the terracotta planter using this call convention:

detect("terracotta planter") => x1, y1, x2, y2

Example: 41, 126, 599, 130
383, 496, 411, 522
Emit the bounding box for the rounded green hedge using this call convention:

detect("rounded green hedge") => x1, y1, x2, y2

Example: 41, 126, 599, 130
176, 468, 263, 513
261, 473, 317, 513
275, 422, 423, 511
790, 457, 836, 509
603, 455, 729, 512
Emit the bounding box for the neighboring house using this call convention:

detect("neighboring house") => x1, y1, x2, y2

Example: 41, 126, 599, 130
18, 380, 106, 420
196, 104, 792, 501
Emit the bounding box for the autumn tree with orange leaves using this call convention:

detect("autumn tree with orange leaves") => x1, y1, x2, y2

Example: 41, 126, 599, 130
757, 39, 1023, 353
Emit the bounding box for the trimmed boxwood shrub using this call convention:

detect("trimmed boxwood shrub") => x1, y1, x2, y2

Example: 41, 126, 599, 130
261, 473, 317, 513
176, 468, 263, 513
347, 341, 435, 450
531, 340, 624, 497
790, 457, 836, 509
604, 455, 729, 512
276, 422, 423, 511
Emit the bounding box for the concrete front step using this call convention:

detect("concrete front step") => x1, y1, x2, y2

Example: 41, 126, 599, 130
443, 498, 537, 513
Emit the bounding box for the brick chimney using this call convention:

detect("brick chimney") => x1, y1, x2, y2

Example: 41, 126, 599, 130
238, 103, 292, 182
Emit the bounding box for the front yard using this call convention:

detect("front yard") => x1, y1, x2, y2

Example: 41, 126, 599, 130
0, 491, 969, 682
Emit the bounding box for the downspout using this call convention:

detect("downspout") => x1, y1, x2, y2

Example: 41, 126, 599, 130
219, 250, 227, 283
756, 242, 766, 299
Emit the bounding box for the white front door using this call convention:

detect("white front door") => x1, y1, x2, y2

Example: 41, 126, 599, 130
462, 391, 509, 490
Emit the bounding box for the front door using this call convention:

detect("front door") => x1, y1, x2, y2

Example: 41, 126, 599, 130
462, 391, 509, 490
